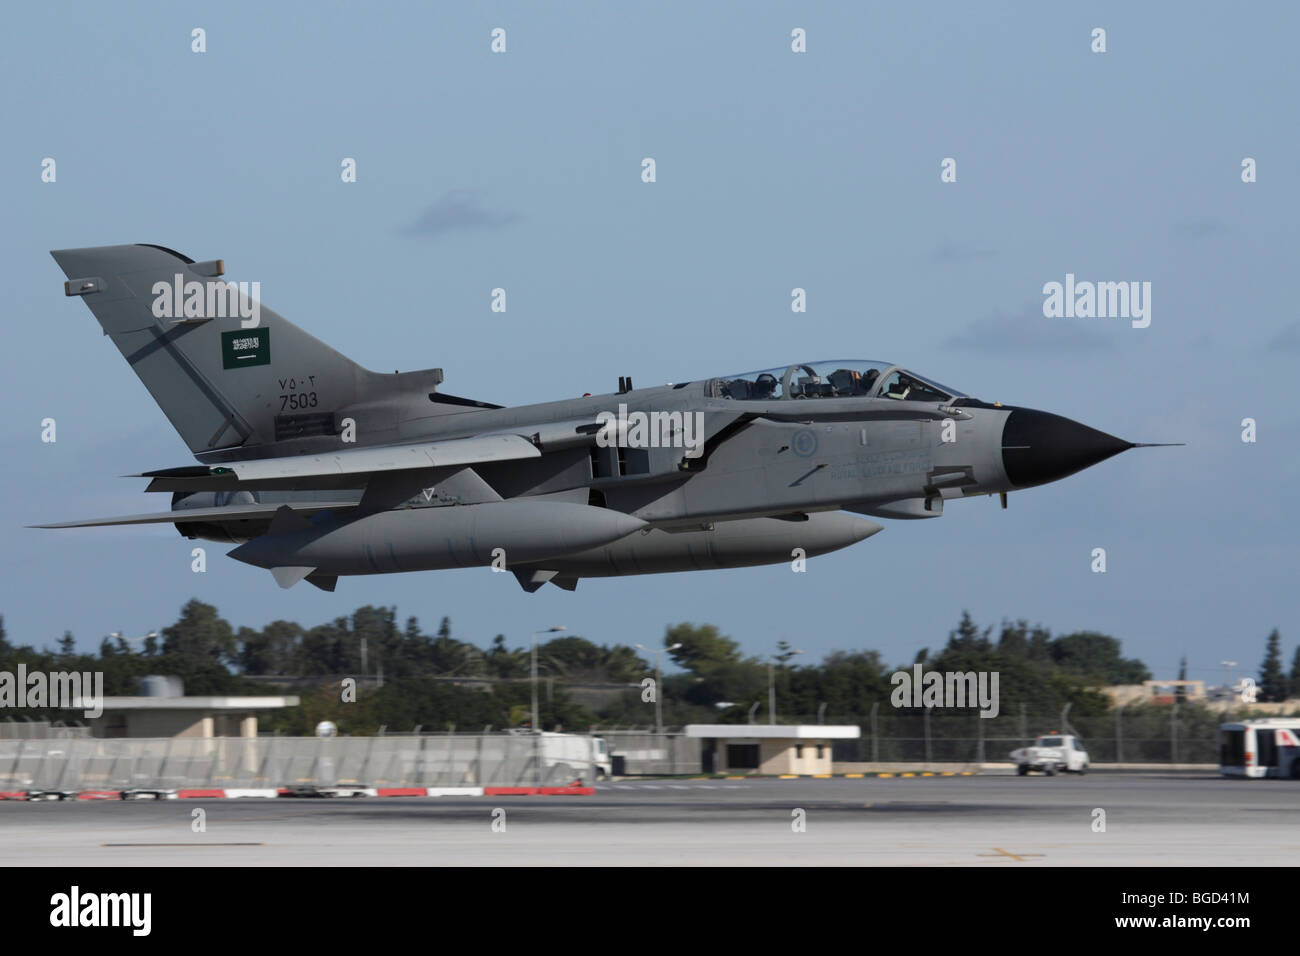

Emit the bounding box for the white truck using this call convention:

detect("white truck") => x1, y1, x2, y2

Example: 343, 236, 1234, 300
1010, 734, 1089, 776
508, 730, 612, 782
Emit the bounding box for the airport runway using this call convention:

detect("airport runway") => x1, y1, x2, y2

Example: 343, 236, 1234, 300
2, 773, 1297, 866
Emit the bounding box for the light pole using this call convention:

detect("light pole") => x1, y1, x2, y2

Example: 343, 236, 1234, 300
1220, 661, 1237, 697
768, 649, 802, 724
109, 630, 158, 654
635, 642, 682, 734
531, 626, 566, 732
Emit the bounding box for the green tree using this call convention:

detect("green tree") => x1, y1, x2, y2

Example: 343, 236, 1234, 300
538, 635, 647, 682
667, 623, 742, 675
238, 620, 305, 675
925, 613, 1115, 720
1050, 632, 1149, 684
996, 620, 1053, 661
785, 650, 892, 720
680, 659, 767, 711
1259, 629, 1287, 703
299, 616, 350, 673
945, 611, 992, 655
996, 620, 1028, 658
161, 599, 237, 665
350, 605, 401, 674
773, 639, 800, 665
425, 616, 471, 674
486, 634, 527, 678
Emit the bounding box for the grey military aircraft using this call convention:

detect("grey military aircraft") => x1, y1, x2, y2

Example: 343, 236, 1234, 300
40, 243, 1165, 592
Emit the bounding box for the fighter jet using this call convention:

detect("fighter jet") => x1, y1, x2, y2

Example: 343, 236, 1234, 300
39, 243, 1167, 592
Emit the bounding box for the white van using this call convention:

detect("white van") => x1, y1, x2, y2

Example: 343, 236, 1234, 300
1219, 719, 1300, 778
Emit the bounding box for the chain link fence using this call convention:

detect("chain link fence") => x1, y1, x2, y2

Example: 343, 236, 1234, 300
788, 704, 1243, 764
0, 720, 91, 740
0, 734, 599, 792
597, 705, 1253, 773
0, 707, 1249, 792
597, 731, 701, 775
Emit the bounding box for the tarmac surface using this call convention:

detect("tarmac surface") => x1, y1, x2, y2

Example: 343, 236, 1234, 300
2, 772, 1298, 866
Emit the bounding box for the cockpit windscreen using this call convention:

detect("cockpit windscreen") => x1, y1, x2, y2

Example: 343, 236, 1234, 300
709, 360, 965, 402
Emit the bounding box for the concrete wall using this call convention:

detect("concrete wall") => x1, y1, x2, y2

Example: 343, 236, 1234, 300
1, 734, 603, 791
602, 732, 700, 775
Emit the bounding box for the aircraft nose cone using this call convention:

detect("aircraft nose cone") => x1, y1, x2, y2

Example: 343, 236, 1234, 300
1001, 408, 1133, 489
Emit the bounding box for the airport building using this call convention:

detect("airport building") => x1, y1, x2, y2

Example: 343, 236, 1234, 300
685, 724, 861, 775
73, 676, 299, 739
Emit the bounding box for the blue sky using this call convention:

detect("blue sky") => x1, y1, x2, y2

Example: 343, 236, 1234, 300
1, 1, 1296, 684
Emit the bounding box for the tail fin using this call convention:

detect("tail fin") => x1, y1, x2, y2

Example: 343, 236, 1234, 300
50, 244, 448, 460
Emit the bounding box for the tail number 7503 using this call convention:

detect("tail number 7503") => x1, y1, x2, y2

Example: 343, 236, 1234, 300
281, 392, 318, 410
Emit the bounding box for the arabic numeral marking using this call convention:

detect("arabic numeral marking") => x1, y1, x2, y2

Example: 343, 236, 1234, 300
280, 392, 318, 411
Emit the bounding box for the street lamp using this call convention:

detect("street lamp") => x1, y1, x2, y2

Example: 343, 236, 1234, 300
635, 642, 682, 734
531, 626, 566, 732
768, 648, 802, 724
1220, 661, 1237, 696
109, 630, 158, 654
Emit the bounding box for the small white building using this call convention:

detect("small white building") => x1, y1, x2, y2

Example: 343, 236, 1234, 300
685, 724, 860, 775
72, 695, 299, 738
66, 676, 298, 738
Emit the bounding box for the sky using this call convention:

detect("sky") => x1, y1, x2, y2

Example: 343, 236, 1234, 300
0, 1, 1296, 685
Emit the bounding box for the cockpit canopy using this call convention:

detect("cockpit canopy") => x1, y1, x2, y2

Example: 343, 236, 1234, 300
708, 360, 965, 403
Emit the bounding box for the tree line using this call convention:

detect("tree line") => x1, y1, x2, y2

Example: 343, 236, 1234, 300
0, 602, 1295, 735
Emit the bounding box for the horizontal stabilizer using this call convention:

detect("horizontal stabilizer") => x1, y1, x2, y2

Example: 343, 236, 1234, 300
31, 500, 358, 529
513, 569, 557, 593
270, 566, 316, 589
305, 573, 338, 592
